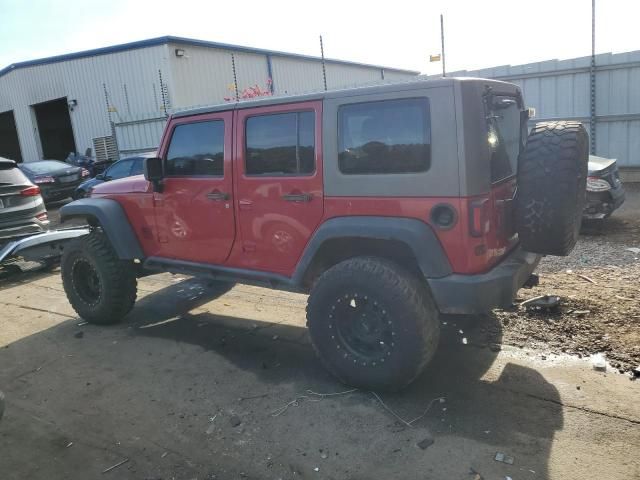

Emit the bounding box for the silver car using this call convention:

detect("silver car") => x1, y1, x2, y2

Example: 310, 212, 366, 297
0, 157, 49, 245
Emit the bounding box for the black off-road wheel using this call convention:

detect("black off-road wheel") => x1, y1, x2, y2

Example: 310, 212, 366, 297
516, 121, 589, 256
306, 257, 440, 391
61, 230, 137, 325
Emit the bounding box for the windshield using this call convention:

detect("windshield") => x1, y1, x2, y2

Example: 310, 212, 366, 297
486, 95, 523, 182
21, 160, 70, 174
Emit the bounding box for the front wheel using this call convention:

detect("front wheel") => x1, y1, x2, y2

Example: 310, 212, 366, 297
61, 231, 137, 324
306, 257, 440, 391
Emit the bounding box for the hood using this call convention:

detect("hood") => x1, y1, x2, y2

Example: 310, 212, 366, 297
78, 177, 104, 190
588, 155, 617, 174
91, 175, 152, 195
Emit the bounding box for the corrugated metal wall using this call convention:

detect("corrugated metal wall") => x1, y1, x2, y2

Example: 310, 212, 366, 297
450, 50, 640, 168
0, 45, 171, 162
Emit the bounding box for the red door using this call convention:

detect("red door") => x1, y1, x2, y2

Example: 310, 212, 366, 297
233, 101, 323, 275
154, 111, 235, 264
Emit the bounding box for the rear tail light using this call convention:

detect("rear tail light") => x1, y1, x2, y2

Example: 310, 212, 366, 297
34, 175, 55, 184
586, 176, 611, 192
36, 212, 49, 222
21, 186, 41, 196
81, 168, 90, 177
469, 198, 490, 237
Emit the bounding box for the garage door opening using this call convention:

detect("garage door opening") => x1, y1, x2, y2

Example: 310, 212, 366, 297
0, 110, 22, 162
33, 98, 76, 160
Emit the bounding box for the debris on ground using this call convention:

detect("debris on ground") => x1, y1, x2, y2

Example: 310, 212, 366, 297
416, 433, 435, 450
101, 458, 129, 474
633, 366, 640, 378
494, 452, 514, 465
591, 353, 607, 371
625, 247, 640, 254
229, 415, 242, 427
469, 467, 484, 480
521, 294, 561, 312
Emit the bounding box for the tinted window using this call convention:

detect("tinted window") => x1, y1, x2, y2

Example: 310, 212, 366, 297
338, 98, 431, 174
106, 160, 132, 179
130, 158, 144, 176
166, 121, 224, 176
246, 111, 315, 175
487, 96, 521, 182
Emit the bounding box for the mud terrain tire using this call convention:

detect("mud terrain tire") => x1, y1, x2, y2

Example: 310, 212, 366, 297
306, 257, 440, 391
61, 230, 137, 324
516, 121, 589, 256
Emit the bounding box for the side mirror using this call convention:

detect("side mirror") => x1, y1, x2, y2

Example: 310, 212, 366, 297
144, 157, 164, 192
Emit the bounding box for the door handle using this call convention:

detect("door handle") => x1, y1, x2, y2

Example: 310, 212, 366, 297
207, 191, 229, 201
282, 192, 312, 202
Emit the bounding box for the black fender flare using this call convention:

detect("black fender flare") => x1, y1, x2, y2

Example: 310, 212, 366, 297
60, 198, 144, 260
292, 216, 452, 285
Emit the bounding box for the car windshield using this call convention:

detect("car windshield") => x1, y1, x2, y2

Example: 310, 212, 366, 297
21, 160, 70, 174
487, 95, 522, 182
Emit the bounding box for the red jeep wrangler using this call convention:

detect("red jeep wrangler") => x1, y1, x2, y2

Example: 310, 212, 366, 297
59, 78, 588, 390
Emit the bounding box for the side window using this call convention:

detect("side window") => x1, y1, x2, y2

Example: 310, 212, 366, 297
338, 98, 431, 174
106, 160, 132, 179
130, 158, 144, 176
245, 111, 315, 175
166, 120, 224, 176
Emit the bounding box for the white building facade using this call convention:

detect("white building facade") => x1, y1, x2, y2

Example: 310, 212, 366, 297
0, 36, 417, 162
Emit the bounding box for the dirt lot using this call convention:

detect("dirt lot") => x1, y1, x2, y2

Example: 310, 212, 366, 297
0, 192, 639, 479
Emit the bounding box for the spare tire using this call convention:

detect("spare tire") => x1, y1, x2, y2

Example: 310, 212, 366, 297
515, 121, 588, 256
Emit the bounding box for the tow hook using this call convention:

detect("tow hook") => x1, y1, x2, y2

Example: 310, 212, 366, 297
523, 274, 539, 288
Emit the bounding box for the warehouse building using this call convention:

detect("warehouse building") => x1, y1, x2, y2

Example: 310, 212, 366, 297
0, 36, 417, 163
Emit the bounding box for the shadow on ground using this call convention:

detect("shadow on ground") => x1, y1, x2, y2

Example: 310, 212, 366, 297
0, 276, 562, 479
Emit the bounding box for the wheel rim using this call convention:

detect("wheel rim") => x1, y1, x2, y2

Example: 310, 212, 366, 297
72, 259, 102, 305
330, 293, 394, 365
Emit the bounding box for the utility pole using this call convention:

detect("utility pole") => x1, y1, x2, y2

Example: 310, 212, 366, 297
590, 0, 596, 154
440, 14, 446, 77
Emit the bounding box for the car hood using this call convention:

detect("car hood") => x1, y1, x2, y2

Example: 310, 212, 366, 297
588, 155, 617, 174
78, 177, 104, 190
91, 175, 152, 195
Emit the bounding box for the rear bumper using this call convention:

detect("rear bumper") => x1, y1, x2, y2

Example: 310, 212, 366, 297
428, 246, 541, 314
583, 186, 626, 219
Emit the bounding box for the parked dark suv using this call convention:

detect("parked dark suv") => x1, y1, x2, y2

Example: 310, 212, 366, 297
0, 158, 49, 245
56, 78, 588, 390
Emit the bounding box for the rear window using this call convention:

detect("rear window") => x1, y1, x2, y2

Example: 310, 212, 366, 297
487, 96, 522, 182
20, 160, 69, 174
338, 98, 431, 175
0, 166, 29, 185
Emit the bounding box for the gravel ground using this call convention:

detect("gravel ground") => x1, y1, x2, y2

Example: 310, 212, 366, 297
493, 183, 640, 375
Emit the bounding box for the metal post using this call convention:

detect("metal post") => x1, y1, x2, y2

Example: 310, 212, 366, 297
231, 54, 239, 102
320, 35, 328, 91
440, 14, 446, 77
590, 0, 597, 154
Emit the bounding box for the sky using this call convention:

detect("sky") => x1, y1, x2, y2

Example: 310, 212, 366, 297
1, 0, 639, 75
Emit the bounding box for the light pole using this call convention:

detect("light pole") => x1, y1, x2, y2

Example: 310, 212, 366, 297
590, 0, 596, 154
440, 14, 446, 77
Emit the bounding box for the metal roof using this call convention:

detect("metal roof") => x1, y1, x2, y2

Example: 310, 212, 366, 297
0, 35, 419, 80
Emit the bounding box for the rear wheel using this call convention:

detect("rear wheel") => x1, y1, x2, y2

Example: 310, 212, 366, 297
516, 121, 589, 256
306, 257, 440, 391
61, 231, 137, 324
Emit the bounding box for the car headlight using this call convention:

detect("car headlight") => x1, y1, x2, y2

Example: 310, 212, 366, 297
586, 176, 611, 192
